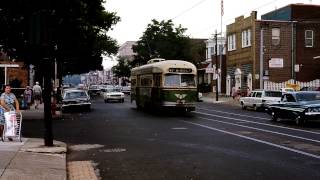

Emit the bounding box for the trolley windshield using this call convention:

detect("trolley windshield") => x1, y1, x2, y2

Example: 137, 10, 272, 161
164, 74, 196, 87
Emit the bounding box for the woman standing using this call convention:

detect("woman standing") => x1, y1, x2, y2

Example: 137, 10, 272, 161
0, 85, 20, 141
24, 86, 32, 109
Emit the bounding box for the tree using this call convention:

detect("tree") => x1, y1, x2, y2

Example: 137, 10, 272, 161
112, 57, 131, 78
132, 19, 192, 66
0, 0, 120, 146
0, 0, 120, 74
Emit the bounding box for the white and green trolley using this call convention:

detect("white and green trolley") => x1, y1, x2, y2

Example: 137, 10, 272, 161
131, 59, 197, 112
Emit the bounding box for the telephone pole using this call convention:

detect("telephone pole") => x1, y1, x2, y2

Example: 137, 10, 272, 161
215, 30, 219, 102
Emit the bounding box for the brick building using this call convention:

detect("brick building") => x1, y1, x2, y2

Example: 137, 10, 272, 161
226, 4, 320, 94
261, 4, 320, 83
226, 11, 257, 95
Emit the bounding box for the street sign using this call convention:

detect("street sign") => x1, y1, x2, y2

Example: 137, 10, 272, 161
205, 67, 214, 73
295, 64, 300, 72
0, 64, 19, 68
269, 58, 283, 68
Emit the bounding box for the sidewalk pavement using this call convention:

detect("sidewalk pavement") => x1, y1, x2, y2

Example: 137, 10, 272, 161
0, 104, 67, 180
0, 138, 67, 180
201, 92, 241, 107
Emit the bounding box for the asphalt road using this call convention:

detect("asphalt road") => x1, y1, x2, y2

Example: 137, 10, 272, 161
22, 96, 320, 180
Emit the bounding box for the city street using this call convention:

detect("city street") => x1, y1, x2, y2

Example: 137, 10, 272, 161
22, 96, 320, 180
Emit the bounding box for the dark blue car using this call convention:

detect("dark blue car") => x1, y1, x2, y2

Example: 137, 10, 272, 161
268, 91, 320, 125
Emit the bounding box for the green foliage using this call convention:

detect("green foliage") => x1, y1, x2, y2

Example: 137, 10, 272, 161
112, 57, 131, 78
132, 19, 192, 66
0, 0, 120, 75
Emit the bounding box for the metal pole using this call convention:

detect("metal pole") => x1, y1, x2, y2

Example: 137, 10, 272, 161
4, 67, 7, 85
43, 60, 53, 146
215, 31, 219, 101
260, 28, 264, 89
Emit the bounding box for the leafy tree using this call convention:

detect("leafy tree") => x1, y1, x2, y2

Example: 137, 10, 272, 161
132, 19, 192, 66
112, 57, 131, 78
0, 0, 120, 75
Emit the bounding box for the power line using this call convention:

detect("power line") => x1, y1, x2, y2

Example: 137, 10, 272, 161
171, 0, 208, 20
192, 0, 279, 36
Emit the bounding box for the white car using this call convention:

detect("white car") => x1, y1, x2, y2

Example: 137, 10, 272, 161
240, 90, 282, 111
103, 88, 125, 103
280, 87, 295, 94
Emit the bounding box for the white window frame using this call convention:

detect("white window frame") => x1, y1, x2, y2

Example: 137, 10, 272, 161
228, 34, 236, 51
272, 28, 280, 46
305, 30, 314, 47
242, 29, 251, 48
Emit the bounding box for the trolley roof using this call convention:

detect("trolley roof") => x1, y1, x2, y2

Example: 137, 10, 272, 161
131, 60, 197, 76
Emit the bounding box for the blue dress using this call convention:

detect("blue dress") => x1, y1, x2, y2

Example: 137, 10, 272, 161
0, 93, 16, 125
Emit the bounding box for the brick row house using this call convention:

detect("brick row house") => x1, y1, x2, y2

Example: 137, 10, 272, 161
225, 4, 320, 95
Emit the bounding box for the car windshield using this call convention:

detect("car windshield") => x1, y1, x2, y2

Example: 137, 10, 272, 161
107, 88, 121, 93
265, 91, 282, 97
164, 74, 195, 87
296, 93, 320, 101
65, 91, 87, 99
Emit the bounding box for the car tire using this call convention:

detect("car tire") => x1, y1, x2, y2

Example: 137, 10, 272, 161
271, 111, 278, 122
241, 102, 247, 110
253, 105, 258, 111
295, 115, 305, 125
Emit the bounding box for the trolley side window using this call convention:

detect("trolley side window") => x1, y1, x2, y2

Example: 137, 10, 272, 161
131, 78, 137, 87
140, 75, 153, 87
154, 74, 162, 87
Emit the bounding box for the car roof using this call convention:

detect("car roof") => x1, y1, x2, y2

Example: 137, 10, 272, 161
64, 89, 87, 93
283, 91, 320, 95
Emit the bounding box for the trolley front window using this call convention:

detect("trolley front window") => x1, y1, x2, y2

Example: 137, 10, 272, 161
164, 74, 196, 87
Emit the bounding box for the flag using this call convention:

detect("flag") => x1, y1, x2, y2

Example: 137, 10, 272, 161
221, 0, 224, 16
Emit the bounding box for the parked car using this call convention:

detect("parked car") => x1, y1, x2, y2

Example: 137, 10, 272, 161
240, 89, 282, 111
61, 89, 91, 112
88, 85, 101, 97
103, 87, 125, 103
280, 88, 295, 94
121, 86, 131, 95
300, 86, 320, 91
268, 91, 320, 125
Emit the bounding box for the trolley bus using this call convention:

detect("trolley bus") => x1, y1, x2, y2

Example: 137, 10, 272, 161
131, 58, 197, 112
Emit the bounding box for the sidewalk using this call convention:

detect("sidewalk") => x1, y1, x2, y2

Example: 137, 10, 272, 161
0, 104, 67, 180
21, 103, 62, 120
201, 92, 241, 106
0, 138, 67, 180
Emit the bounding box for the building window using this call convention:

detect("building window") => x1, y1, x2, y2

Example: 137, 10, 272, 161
305, 30, 314, 47
228, 34, 236, 51
272, 28, 280, 46
241, 29, 251, 48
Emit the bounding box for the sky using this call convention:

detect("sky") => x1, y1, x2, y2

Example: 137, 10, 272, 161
102, 0, 319, 69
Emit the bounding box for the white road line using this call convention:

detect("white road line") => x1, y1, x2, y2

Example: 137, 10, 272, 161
198, 116, 320, 144
182, 120, 320, 160
197, 107, 270, 120
194, 111, 320, 135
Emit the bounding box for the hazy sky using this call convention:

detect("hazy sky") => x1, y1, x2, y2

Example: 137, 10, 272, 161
102, 0, 319, 69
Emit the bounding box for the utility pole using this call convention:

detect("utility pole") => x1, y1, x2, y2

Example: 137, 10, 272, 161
259, 28, 264, 89
215, 30, 219, 101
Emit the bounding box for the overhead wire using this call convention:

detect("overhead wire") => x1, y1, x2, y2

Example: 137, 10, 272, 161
192, 0, 279, 36
171, 0, 208, 20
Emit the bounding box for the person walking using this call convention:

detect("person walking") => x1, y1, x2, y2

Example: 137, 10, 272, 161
23, 86, 32, 109
32, 82, 42, 109
0, 84, 20, 141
